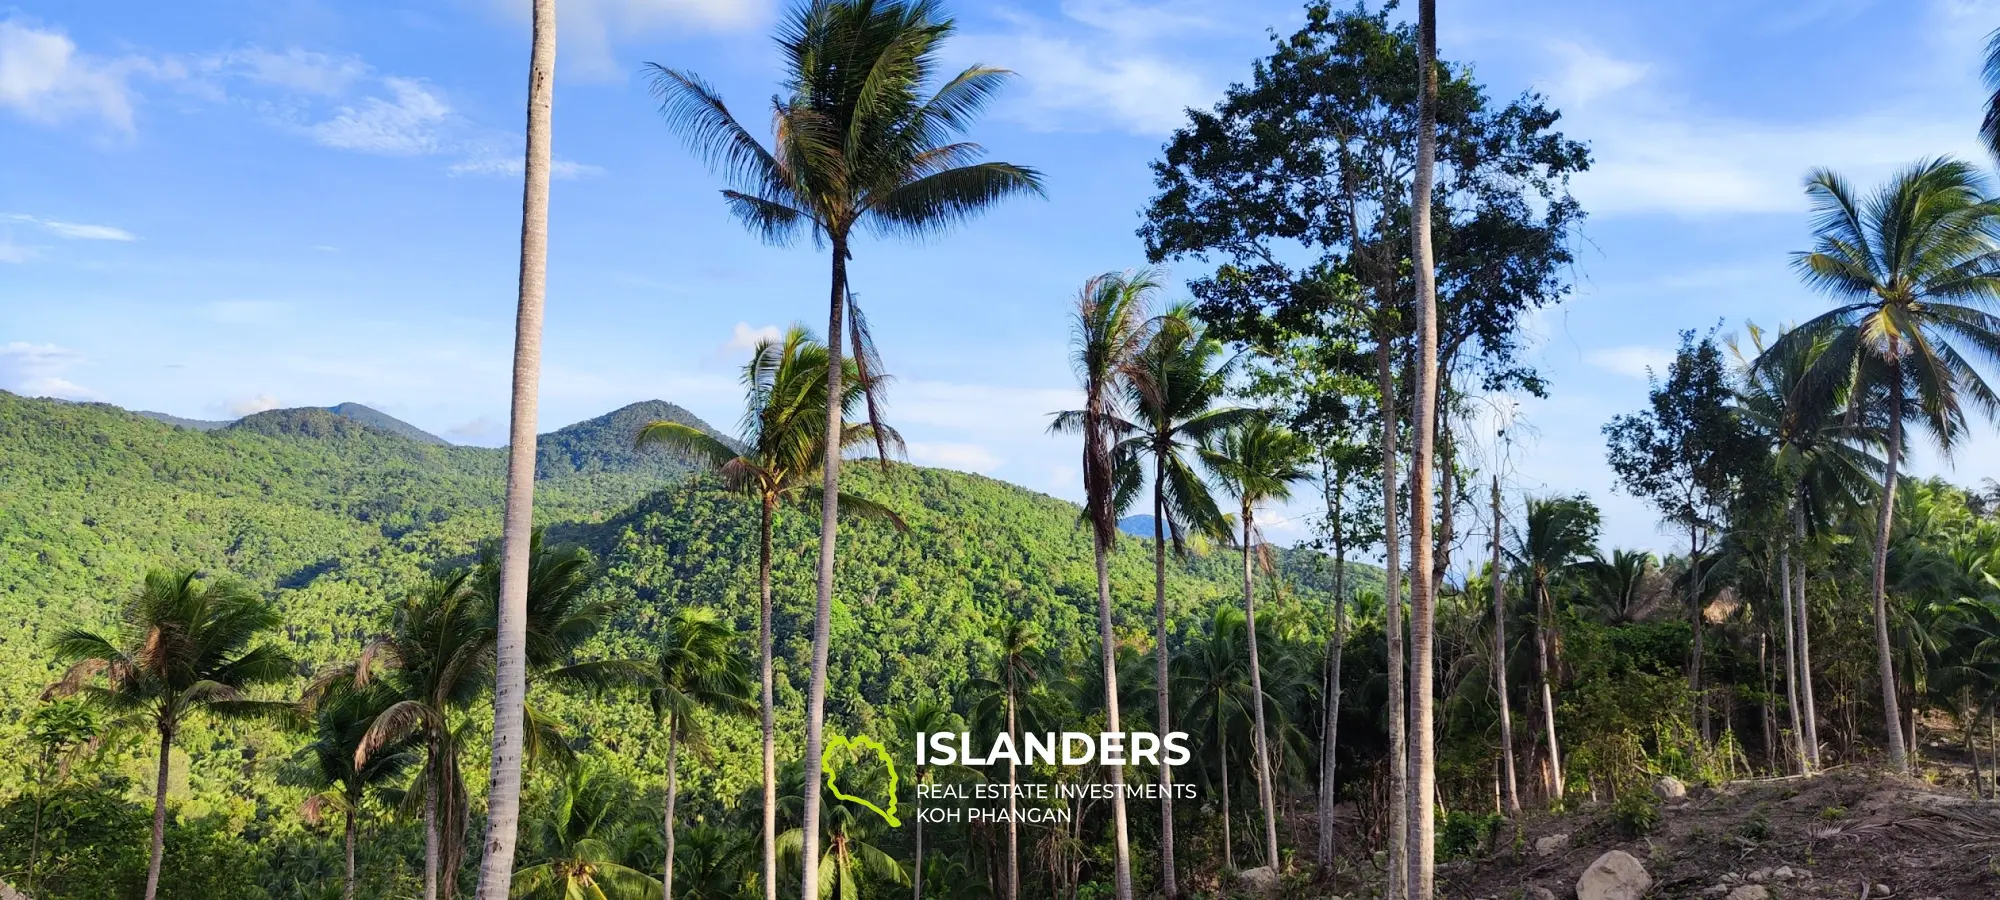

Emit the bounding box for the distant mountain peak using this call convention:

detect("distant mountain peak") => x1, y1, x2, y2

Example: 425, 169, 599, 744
321, 402, 449, 445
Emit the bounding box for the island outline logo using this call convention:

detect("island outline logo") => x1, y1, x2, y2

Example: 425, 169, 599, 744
822, 732, 901, 827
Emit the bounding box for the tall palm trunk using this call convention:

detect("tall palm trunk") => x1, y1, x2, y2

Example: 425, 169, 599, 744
145, 722, 172, 900
1406, 2, 1441, 893
1491, 478, 1520, 814
475, 2, 556, 895
1533, 577, 1563, 799
1006, 665, 1019, 900
1778, 533, 1809, 776
760, 496, 779, 900
1318, 468, 1348, 875
664, 717, 681, 900
801, 236, 850, 900
1873, 366, 1909, 774
1218, 707, 1234, 872
913, 770, 926, 900
1092, 545, 1135, 900
1793, 505, 1821, 767
1152, 458, 1179, 899
424, 753, 441, 900
1375, 328, 1408, 899
1240, 505, 1281, 871
1689, 533, 1708, 743
344, 804, 358, 900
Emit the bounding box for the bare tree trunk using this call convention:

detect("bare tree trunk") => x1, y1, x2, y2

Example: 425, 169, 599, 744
1779, 537, 1809, 776
1152, 461, 1179, 899
144, 724, 172, 900
1534, 579, 1564, 800
1094, 545, 1135, 900
1874, 369, 1908, 774
1793, 506, 1821, 768
1242, 506, 1283, 872
760, 498, 779, 900
1407, 2, 1441, 884
664, 718, 681, 900
474, 3, 556, 895
345, 805, 358, 900
1219, 708, 1235, 872
1491, 477, 1520, 815
913, 769, 926, 900
424, 755, 440, 900
1319, 464, 1348, 876
1760, 633, 1774, 766
801, 237, 851, 899
1376, 330, 1407, 900
1007, 664, 1019, 900
1690, 532, 1709, 743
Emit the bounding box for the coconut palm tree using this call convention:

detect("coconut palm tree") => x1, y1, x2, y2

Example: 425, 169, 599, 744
1050, 269, 1157, 900
1114, 304, 1244, 898
646, 7, 1042, 889
1779, 157, 2000, 773
638, 326, 904, 900
477, 0, 560, 893
1200, 416, 1310, 874
1506, 496, 1601, 800
778, 782, 907, 900
47, 569, 296, 900
651, 607, 755, 900
344, 571, 493, 900
512, 761, 663, 900
293, 683, 423, 900
1407, 0, 1443, 892
887, 699, 960, 900
1587, 550, 1657, 625
1172, 605, 1259, 872
967, 619, 1042, 900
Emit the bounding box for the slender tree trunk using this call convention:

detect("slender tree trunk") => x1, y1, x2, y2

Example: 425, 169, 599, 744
1491, 477, 1520, 815
1968, 704, 1984, 800
913, 771, 926, 900
1241, 506, 1283, 872
1760, 634, 1775, 765
760, 497, 779, 900
1534, 579, 1564, 799
1152, 464, 1178, 899
1318, 466, 1348, 875
1793, 504, 1821, 767
1375, 328, 1408, 900
1007, 666, 1019, 900
424, 754, 440, 900
1874, 369, 1909, 774
475, 3, 555, 895
345, 805, 358, 900
1779, 536, 1809, 776
144, 723, 173, 900
665, 718, 681, 900
1219, 708, 1234, 872
1407, 0, 1441, 864
1690, 532, 1709, 743
802, 236, 851, 900
1094, 544, 1135, 900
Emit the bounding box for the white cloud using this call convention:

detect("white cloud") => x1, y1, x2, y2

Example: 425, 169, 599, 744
445, 154, 606, 180
0, 18, 176, 132
1584, 345, 1673, 380
6, 214, 137, 241
303, 77, 451, 155
722, 322, 783, 355
227, 393, 282, 415
1541, 40, 1648, 107
488, 0, 772, 80
955, 24, 1210, 134
907, 441, 1004, 473
0, 342, 99, 400
221, 47, 366, 96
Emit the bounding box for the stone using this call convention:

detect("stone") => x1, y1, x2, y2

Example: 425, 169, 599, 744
0, 881, 28, 900
1748, 868, 1770, 883
1654, 775, 1689, 801
1873, 885, 1893, 898
1535, 833, 1571, 856
1727, 887, 1770, 900
1703, 886, 1729, 897
1576, 850, 1653, 900
1772, 866, 1795, 880
1235, 866, 1281, 894
1526, 887, 1557, 900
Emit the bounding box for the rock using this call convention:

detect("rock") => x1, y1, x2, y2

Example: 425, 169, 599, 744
1702, 886, 1729, 897
1772, 866, 1795, 880
1727, 887, 1770, 900
1748, 868, 1771, 883
1721, 873, 1742, 884
1526, 887, 1557, 900
1873, 885, 1893, 898
1654, 775, 1689, 801
0, 881, 29, 900
1576, 849, 1652, 900
1235, 866, 1281, 894
1535, 833, 1571, 856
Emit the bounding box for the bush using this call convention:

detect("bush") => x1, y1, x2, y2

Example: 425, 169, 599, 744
1610, 790, 1661, 837
1439, 810, 1505, 860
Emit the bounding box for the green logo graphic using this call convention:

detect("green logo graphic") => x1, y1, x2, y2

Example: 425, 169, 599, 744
823, 733, 901, 827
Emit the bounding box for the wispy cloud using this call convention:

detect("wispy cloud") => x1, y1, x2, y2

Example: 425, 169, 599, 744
0, 18, 181, 133
722, 322, 783, 354
0, 342, 99, 400
302, 77, 451, 155
486, 0, 773, 81
6, 213, 137, 241
447, 415, 502, 442
215, 47, 367, 96
225, 393, 282, 416
908, 441, 1004, 473
445, 154, 607, 180
1584, 345, 1672, 380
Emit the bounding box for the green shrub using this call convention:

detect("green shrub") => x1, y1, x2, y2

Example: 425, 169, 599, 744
1439, 810, 1505, 860
1610, 790, 1661, 837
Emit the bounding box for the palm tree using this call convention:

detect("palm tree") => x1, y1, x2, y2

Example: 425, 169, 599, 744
294, 683, 423, 900
638, 326, 904, 900
1781, 157, 2000, 773
968, 619, 1042, 900
1200, 416, 1310, 874
47, 568, 296, 900
1486, 477, 1521, 816
778, 783, 907, 900
651, 607, 756, 900
1051, 269, 1157, 900
512, 761, 663, 900
887, 700, 959, 900
646, 7, 1042, 890
477, 0, 560, 893
1587, 550, 1657, 625
1506, 496, 1600, 800
1407, 1, 1443, 893
1115, 304, 1243, 898
1172, 605, 1258, 872
346, 571, 494, 900
478, 529, 631, 768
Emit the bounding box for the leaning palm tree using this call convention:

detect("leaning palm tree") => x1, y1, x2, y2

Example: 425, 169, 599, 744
1506, 496, 1600, 800
47, 569, 296, 900
512, 761, 663, 900
651, 607, 756, 900
886, 700, 959, 900
1779, 157, 2000, 773
294, 683, 423, 900
1050, 268, 1158, 900
477, 0, 560, 893
1115, 304, 1243, 899
638, 326, 904, 900
1200, 416, 1310, 875
646, 6, 1042, 891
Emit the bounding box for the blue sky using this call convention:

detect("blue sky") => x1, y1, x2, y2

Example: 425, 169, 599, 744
4, 0, 2000, 559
